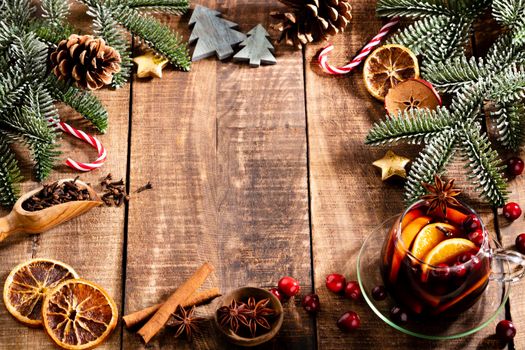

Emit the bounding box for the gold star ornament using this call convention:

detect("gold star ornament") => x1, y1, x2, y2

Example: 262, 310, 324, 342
132, 51, 169, 79
373, 150, 411, 181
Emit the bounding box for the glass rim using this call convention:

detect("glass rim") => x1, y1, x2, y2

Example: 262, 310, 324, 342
396, 199, 490, 270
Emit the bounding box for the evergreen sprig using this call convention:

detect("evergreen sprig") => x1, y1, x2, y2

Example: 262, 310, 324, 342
370, 0, 525, 206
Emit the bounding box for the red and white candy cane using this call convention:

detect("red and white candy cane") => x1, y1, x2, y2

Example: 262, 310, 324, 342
49, 118, 107, 172
318, 18, 400, 75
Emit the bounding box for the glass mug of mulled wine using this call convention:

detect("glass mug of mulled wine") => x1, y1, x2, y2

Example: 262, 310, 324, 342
381, 200, 525, 317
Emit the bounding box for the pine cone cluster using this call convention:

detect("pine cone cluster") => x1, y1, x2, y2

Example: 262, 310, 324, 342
50, 34, 121, 90
272, 0, 352, 48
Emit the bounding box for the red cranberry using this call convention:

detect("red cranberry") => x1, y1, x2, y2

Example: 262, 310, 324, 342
325, 274, 346, 294
516, 233, 525, 254
468, 229, 485, 246
337, 311, 360, 331
458, 252, 474, 263
507, 157, 524, 176
390, 306, 408, 324
278, 276, 300, 297
453, 261, 468, 278
269, 288, 284, 302
431, 263, 451, 280
302, 294, 320, 314
463, 214, 481, 231
344, 281, 361, 300
371, 285, 387, 301
503, 202, 522, 221
458, 252, 482, 270
496, 320, 516, 342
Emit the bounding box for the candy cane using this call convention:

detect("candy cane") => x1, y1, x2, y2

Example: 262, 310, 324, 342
318, 18, 400, 75
49, 118, 107, 172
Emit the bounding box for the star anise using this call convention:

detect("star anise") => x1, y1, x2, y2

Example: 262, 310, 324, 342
217, 299, 250, 334
166, 305, 205, 341
421, 174, 461, 216
245, 297, 275, 338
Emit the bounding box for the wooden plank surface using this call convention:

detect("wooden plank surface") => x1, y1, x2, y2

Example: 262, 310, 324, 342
122, 1, 313, 349
305, 1, 505, 349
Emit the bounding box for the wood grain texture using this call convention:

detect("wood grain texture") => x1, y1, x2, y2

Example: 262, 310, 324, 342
0, 4, 129, 349
123, 1, 313, 349
305, 2, 504, 349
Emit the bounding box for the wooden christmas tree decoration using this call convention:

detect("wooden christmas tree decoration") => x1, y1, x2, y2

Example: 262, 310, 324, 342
233, 24, 276, 68
189, 6, 246, 62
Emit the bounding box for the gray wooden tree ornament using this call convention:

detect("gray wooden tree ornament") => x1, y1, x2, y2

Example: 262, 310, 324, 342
189, 5, 246, 62
233, 24, 276, 68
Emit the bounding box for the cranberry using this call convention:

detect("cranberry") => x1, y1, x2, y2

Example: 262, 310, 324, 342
390, 306, 408, 324
453, 261, 468, 278
507, 157, 524, 176
337, 311, 360, 331
344, 281, 361, 300
457, 252, 474, 263
516, 233, 525, 254
325, 274, 346, 294
269, 287, 284, 302
503, 202, 522, 221
458, 252, 482, 271
302, 294, 320, 314
278, 276, 300, 297
463, 214, 481, 232
468, 229, 485, 246
371, 285, 387, 301
496, 320, 516, 342
431, 263, 451, 280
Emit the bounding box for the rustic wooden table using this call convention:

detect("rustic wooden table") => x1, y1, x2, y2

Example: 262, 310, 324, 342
1, 1, 524, 349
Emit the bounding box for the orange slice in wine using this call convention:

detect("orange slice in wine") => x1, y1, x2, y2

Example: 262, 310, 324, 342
411, 223, 459, 261
363, 44, 420, 100
42, 279, 118, 350
3, 258, 79, 327
385, 79, 442, 115
422, 238, 477, 276
445, 207, 468, 226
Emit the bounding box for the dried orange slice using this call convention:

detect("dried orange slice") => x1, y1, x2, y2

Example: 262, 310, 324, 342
423, 238, 477, 267
363, 44, 420, 100
42, 279, 118, 350
385, 79, 442, 115
411, 223, 459, 261
3, 258, 79, 327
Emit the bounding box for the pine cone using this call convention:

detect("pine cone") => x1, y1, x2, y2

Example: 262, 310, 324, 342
272, 0, 352, 48
50, 34, 121, 90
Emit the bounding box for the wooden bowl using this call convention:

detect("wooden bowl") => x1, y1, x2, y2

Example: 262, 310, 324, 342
214, 287, 284, 347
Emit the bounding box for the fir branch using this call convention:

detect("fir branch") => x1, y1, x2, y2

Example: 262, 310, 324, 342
423, 55, 485, 93
48, 76, 109, 133
40, 0, 70, 24
365, 107, 455, 145
512, 16, 525, 45
492, 102, 525, 151
459, 124, 508, 206
111, 5, 191, 70
88, 3, 133, 88
113, 0, 189, 15
31, 19, 76, 45
376, 0, 452, 18
492, 0, 525, 26
0, 136, 22, 207
0, 67, 27, 114
486, 65, 525, 104
1, 0, 34, 28
485, 34, 525, 72
404, 130, 457, 203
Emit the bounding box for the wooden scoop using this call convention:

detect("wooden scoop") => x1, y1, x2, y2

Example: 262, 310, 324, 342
0, 179, 102, 242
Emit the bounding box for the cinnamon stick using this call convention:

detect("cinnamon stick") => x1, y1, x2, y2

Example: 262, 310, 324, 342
123, 288, 220, 329
137, 262, 214, 343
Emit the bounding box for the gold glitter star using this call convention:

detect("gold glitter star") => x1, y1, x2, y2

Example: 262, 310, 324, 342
132, 52, 169, 79
373, 150, 411, 181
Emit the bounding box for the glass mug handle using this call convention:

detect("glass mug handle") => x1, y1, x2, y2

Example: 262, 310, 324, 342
490, 248, 525, 283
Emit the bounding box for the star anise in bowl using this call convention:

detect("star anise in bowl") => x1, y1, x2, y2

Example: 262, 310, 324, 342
421, 174, 461, 216
215, 287, 284, 347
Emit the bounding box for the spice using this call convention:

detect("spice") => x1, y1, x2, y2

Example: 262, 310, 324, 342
136, 181, 153, 193
217, 297, 276, 338
421, 175, 461, 216
100, 173, 129, 207
137, 262, 214, 343
123, 288, 221, 328
166, 305, 205, 341
22, 177, 91, 211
